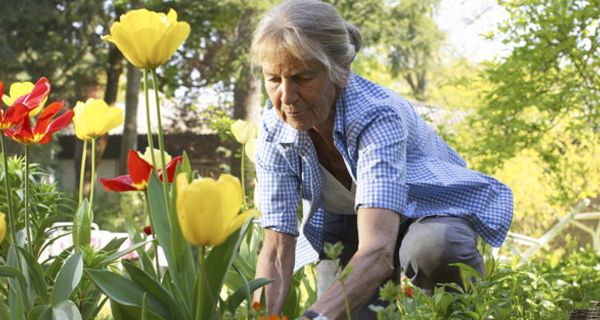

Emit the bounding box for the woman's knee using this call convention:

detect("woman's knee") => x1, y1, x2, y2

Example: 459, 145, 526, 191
399, 217, 484, 288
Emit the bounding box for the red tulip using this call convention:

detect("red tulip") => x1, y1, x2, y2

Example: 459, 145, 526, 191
12, 77, 51, 112
0, 82, 31, 131
100, 149, 182, 192
5, 101, 73, 145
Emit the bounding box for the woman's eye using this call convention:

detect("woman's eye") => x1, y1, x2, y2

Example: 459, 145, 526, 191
295, 75, 311, 82
268, 77, 280, 83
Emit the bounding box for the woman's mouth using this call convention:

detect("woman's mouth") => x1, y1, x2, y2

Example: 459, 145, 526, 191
287, 109, 306, 118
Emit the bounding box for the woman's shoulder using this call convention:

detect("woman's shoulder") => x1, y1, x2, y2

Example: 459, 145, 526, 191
343, 73, 416, 127
258, 107, 292, 143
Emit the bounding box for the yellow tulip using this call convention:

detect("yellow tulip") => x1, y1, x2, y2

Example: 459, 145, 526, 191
231, 120, 258, 144
2, 82, 46, 116
0, 212, 6, 243
176, 173, 259, 246
73, 98, 124, 140
245, 138, 257, 163
102, 9, 191, 69
139, 147, 171, 165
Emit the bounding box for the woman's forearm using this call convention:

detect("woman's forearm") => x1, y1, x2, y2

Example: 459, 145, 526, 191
308, 208, 399, 320
254, 229, 296, 315
309, 247, 395, 319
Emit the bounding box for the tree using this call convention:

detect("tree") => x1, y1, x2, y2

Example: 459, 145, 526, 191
0, 0, 109, 101
461, 0, 599, 172
329, 0, 445, 101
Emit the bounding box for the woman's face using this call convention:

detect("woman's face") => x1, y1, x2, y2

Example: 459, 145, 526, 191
262, 56, 338, 131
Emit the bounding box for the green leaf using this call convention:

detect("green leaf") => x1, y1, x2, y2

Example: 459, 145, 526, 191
27, 304, 52, 320
99, 237, 128, 254
86, 269, 170, 319
0, 297, 9, 320
168, 168, 196, 299
73, 199, 91, 248
147, 174, 195, 300
197, 224, 247, 320
6, 244, 30, 320
141, 293, 149, 320
15, 246, 49, 304
45, 250, 70, 281
99, 240, 151, 265
122, 262, 187, 319
53, 300, 82, 320
225, 278, 272, 312
51, 252, 83, 305
146, 175, 174, 269
180, 151, 192, 180
0, 266, 27, 287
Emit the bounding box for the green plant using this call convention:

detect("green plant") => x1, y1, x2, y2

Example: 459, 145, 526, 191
372, 247, 600, 319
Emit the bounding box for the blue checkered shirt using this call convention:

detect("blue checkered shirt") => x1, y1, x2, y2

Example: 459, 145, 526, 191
255, 73, 513, 271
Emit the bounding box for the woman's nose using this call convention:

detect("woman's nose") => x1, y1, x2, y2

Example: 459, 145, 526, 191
280, 79, 299, 105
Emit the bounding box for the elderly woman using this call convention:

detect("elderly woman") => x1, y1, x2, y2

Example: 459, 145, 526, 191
251, 1, 512, 319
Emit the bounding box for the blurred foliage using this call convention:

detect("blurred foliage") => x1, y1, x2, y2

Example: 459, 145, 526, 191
373, 247, 600, 319
0, 0, 110, 101
92, 191, 145, 232
458, 0, 599, 172
331, 0, 444, 100
0, 154, 76, 256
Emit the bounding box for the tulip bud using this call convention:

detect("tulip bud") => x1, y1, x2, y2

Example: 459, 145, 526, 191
176, 173, 259, 246
102, 9, 190, 69
231, 120, 258, 144
245, 138, 257, 163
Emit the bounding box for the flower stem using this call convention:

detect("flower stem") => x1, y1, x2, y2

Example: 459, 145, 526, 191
196, 246, 221, 320
78, 139, 88, 205
150, 69, 170, 202
241, 146, 246, 208
1, 134, 17, 244
24, 145, 33, 254
143, 69, 157, 168
144, 193, 161, 280
88, 138, 96, 218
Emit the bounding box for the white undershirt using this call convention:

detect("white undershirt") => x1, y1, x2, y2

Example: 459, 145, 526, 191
318, 164, 357, 215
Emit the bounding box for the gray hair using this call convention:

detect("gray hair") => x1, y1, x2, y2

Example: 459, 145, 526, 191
251, 0, 362, 86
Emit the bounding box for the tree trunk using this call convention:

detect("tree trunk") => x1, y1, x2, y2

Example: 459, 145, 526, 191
119, 63, 140, 174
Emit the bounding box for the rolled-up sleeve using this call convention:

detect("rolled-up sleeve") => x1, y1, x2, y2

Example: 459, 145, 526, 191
255, 126, 300, 236
354, 107, 408, 216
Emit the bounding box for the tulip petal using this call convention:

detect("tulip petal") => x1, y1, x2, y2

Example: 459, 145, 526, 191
32, 101, 64, 136
157, 21, 190, 66
109, 22, 146, 68
128, 150, 153, 187
100, 175, 138, 192
217, 174, 243, 221
0, 212, 6, 243
100, 107, 124, 134
14, 77, 50, 112
37, 110, 74, 144
176, 175, 210, 245
5, 116, 34, 144
158, 156, 183, 183
245, 138, 257, 163
221, 209, 260, 245
231, 120, 258, 144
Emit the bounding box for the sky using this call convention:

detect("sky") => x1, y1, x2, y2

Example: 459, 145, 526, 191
435, 0, 510, 62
